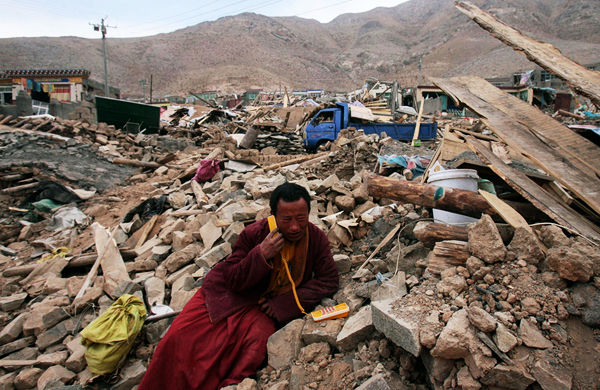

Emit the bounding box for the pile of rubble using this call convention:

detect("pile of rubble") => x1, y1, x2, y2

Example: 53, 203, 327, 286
0, 94, 599, 390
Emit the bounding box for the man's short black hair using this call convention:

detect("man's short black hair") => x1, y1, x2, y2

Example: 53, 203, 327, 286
270, 182, 311, 215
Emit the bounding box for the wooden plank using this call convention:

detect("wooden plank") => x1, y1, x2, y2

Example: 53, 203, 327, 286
411, 98, 425, 145
478, 189, 532, 233
430, 76, 600, 215
442, 76, 600, 177
462, 135, 600, 244
455, 1, 600, 108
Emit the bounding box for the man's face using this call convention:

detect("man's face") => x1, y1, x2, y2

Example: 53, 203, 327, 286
275, 198, 309, 243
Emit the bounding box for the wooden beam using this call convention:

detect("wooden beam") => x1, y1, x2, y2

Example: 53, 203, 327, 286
413, 221, 469, 248
366, 173, 540, 221
112, 158, 160, 169
430, 76, 600, 215
462, 134, 600, 244
455, 1, 600, 108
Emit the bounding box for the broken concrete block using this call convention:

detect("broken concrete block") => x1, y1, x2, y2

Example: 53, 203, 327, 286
4, 346, 38, 361
37, 350, 68, 367
372, 272, 407, 302
171, 231, 194, 252
168, 191, 187, 209
467, 306, 497, 333
456, 366, 481, 390
536, 224, 569, 248
166, 263, 198, 286
195, 242, 232, 268
430, 309, 471, 359
42, 276, 68, 295
151, 245, 172, 261
14, 367, 43, 390
111, 360, 146, 390
36, 317, 76, 350
298, 342, 330, 363
316, 174, 339, 194
302, 317, 343, 346
508, 227, 545, 264
468, 214, 506, 263
371, 298, 423, 357
0, 312, 27, 344
37, 365, 76, 390
65, 335, 86, 373
335, 195, 355, 213
494, 323, 517, 353
336, 305, 373, 351
480, 364, 534, 390
222, 221, 245, 247
66, 276, 85, 298
0, 336, 34, 358
145, 317, 174, 344
0, 292, 27, 311
22, 305, 69, 336
237, 378, 259, 390
144, 277, 165, 306
72, 286, 104, 313
199, 219, 222, 251
158, 219, 185, 244
546, 245, 593, 282
333, 254, 352, 274
352, 184, 369, 203
163, 243, 203, 273
0, 372, 17, 389
531, 354, 572, 390
355, 374, 391, 390
519, 319, 552, 349
169, 288, 198, 312
436, 275, 467, 296
267, 318, 304, 370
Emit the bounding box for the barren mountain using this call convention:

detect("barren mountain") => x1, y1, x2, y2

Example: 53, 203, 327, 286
0, 0, 599, 96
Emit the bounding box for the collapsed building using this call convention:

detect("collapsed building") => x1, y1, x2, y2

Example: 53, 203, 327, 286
0, 2, 599, 390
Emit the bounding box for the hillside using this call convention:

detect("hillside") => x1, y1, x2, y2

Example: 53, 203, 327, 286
0, 0, 599, 96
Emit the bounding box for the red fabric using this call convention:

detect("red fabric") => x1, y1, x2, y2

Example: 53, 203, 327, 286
192, 159, 220, 183
138, 288, 275, 390
203, 218, 339, 324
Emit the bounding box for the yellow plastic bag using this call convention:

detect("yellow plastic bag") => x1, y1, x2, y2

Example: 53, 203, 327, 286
80, 294, 147, 374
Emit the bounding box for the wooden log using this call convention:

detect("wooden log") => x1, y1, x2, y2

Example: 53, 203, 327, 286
0, 182, 38, 194
0, 359, 39, 368
366, 173, 539, 221
556, 109, 584, 119
2, 264, 36, 277
413, 221, 469, 248
191, 179, 209, 206
112, 158, 160, 169
426, 240, 469, 275
0, 115, 14, 125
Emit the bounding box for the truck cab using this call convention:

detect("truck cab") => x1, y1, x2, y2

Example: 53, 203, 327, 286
303, 107, 342, 149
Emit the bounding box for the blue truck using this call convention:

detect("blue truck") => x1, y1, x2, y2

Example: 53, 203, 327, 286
303, 102, 437, 149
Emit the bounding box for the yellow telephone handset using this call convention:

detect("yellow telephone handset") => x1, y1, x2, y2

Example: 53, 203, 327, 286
267, 215, 278, 233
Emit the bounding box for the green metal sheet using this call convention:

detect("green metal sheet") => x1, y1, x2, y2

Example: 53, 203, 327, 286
95, 96, 160, 133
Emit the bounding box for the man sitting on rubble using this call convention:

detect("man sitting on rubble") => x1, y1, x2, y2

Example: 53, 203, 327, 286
139, 182, 339, 390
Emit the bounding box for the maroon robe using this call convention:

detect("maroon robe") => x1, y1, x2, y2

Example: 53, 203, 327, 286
139, 219, 339, 390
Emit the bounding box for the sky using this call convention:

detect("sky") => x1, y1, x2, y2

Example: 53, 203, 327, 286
0, 0, 407, 39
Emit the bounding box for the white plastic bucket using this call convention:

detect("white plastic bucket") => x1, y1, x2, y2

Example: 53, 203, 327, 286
427, 169, 480, 225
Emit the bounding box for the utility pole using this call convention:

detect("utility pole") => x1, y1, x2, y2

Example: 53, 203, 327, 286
91, 18, 115, 97
138, 79, 147, 102
149, 74, 153, 104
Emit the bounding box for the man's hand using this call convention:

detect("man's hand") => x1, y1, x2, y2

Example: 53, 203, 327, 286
259, 298, 277, 319
259, 228, 284, 260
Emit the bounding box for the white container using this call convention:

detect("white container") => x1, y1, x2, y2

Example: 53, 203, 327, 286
427, 169, 480, 225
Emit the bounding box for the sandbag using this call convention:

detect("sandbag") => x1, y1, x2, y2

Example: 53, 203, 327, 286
80, 294, 147, 374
